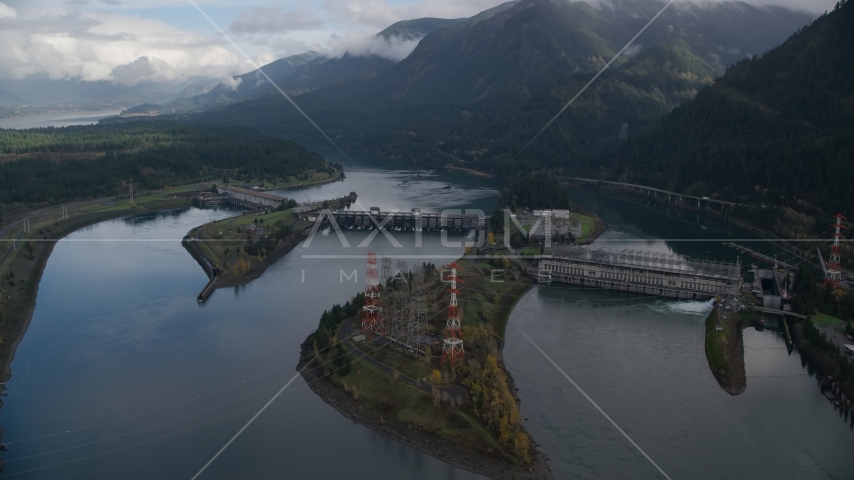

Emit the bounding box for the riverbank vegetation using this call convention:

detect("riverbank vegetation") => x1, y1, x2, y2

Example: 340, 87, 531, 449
791, 319, 854, 401
491, 174, 606, 247
0, 122, 336, 214
498, 173, 572, 211
787, 264, 854, 400
299, 257, 547, 477
704, 306, 747, 395
183, 192, 356, 288
791, 265, 854, 321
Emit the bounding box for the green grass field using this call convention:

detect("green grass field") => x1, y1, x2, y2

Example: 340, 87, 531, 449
574, 214, 596, 242
812, 313, 846, 327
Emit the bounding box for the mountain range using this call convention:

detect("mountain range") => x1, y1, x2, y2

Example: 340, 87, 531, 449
134, 0, 813, 175
596, 0, 854, 216
124, 18, 467, 117
107, 0, 849, 216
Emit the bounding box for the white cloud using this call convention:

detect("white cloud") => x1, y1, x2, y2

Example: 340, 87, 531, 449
230, 8, 322, 34
590, 0, 834, 14
326, 30, 423, 61
0, 2, 16, 18
221, 74, 242, 90
0, 0, 836, 87
110, 56, 169, 85
321, 0, 507, 29
0, 5, 263, 83
622, 44, 642, 57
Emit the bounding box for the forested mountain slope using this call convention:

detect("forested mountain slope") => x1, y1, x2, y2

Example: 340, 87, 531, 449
126, 16, 466, 117
124, 52, 396, 116
184, 0, 812, 173
597, 0, 854, 216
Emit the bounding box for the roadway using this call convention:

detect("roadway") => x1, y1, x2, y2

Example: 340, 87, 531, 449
749, 305, 807, 319
569, 177, 747, 208
817, 324, 854, 356
0, 205, 65, 268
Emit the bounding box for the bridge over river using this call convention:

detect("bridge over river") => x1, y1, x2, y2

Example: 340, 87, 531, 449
569, 177, 749, 211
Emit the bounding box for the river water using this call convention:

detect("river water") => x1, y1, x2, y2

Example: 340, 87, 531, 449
0, 165, 851, 478
0, 110, 124, 130
504, 191, 854, 479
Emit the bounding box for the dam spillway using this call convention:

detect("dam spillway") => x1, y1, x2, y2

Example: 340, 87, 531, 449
538, 246, 741, 300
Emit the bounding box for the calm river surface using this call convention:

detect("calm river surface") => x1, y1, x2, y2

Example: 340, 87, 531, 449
0, 110, 123, 129
0, 165, 851, 478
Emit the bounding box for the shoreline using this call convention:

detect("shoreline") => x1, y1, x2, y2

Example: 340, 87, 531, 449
443, 164, 494, 178
245, 169, 345, 193
0, 191, 202, 468
581, 183, 824, 267
182, 229, 307, 292
0, 199, 195, 463
178, 192, 358, 295
297, 333, 552, 480
580, 217, 608, 245
704, 307, 747, 395
791, 322, 854, 403
0, 202, 195, 374
295, 262, 553, 480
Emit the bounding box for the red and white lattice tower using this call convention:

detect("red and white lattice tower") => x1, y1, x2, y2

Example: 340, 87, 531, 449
825, 214, 848, 285
441, 263, 465, 366
361, 252, 384, 338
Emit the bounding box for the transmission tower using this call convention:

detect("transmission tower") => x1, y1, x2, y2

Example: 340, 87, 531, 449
441, 263, 465, 366
381, 256, 393, 288
380, 257, 396, 345
361, 252, 384, 339
410, 267, 429, 357
825, 214, 848, 285
388, 260, 409, 349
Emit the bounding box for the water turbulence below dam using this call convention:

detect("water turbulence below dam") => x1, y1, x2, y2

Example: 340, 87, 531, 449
501, 190, 854, 479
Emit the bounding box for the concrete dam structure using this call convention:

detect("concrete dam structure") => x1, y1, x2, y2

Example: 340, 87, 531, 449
322, 208, 487, 231
538, 246, 742, 299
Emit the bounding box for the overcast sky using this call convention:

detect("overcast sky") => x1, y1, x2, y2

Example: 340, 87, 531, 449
0, 0, 835, 86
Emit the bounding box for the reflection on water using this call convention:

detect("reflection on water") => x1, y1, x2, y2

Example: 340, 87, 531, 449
506, 285, 854, 480
1, 166, 850, 479
504, 188, 854, 479
0, 165, 493, 479
571, 189, 761, 267
120, 207, 198, 227
268, 166, 498, 214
